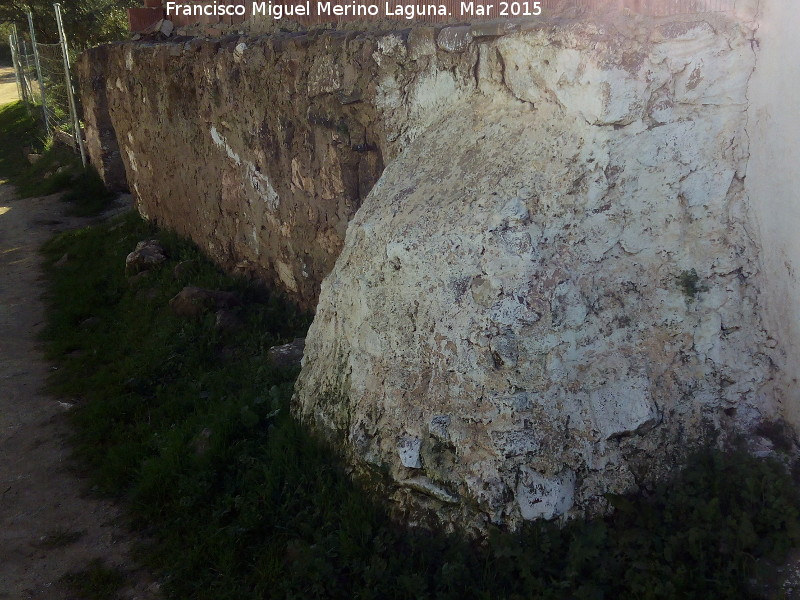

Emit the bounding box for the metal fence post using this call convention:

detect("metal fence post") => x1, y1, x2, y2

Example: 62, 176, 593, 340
12, 25, 31, 107
26, 10, 51, 137
21, 38, 34, 102
8, 30, 25, 107
8, 35, 19, 99
53, 3, 87, 167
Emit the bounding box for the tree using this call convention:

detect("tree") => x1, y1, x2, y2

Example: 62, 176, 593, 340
0, 0, 138, 50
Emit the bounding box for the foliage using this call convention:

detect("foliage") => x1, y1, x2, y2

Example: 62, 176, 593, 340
1, 0, 137, 51
0, 100, 113, 214
0, 23, 11, 59
41, 214, 800, 600
0, 100, 42, 177
59, 166, 115, 215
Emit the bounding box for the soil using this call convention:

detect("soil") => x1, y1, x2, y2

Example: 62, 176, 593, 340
0, 185, 159, 599
0, 65, 19, 105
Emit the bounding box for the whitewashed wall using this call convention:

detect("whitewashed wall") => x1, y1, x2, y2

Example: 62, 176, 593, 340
746, 0, 800, 429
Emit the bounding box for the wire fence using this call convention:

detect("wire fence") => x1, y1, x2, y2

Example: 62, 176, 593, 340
37, 42, 79, 135
8, 4, 86, 164
11, 39, 40, 105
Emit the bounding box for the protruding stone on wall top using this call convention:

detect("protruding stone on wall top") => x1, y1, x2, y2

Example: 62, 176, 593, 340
436, 26, 473, 52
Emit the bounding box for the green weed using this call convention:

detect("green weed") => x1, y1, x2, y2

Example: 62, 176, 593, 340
0, 101, 43, 178
677, 268, 708, 301
41, 214, 800, 599
0, 100, 113, 215
61, 558, 126, 600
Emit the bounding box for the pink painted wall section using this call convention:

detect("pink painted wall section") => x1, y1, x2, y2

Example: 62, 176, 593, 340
128, 6, 166, 31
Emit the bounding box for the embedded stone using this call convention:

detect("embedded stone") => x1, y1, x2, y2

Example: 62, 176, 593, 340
470, 20, 519, 39
407, 26, 437, 60
436, 26, 473, 53
401, 476, 459, 504
267, 338, 306, 368
589, 377, 659, 440
398, 435, 422, 469
516, 468, 576, 521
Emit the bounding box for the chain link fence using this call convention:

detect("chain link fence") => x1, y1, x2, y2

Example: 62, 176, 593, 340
37, 42, 79, 135
10, 36, 39, 105
8, 4, 86, 164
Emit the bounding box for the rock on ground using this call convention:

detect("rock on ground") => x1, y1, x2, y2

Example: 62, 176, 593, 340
125, 239, 167, 274
169, 285, 240, 318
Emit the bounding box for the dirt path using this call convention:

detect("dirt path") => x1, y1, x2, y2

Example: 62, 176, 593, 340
0, 65, 19, 105
0, 186, 157, 599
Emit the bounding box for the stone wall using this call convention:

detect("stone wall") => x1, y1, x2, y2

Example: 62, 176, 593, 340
78, 31, 418, 309
78, 6, 791, 531
293, 14, 781, 531
78, 45, 129, 193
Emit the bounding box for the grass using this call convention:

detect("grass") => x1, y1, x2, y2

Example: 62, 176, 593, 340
0, 101, 114, 215
61, 558, 126, 600
40, 212, 800, 599
34, 528, 85, 549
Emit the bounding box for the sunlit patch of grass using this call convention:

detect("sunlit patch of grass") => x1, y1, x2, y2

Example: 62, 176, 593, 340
0, 102, 42, 178
0, 101, 113, 215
